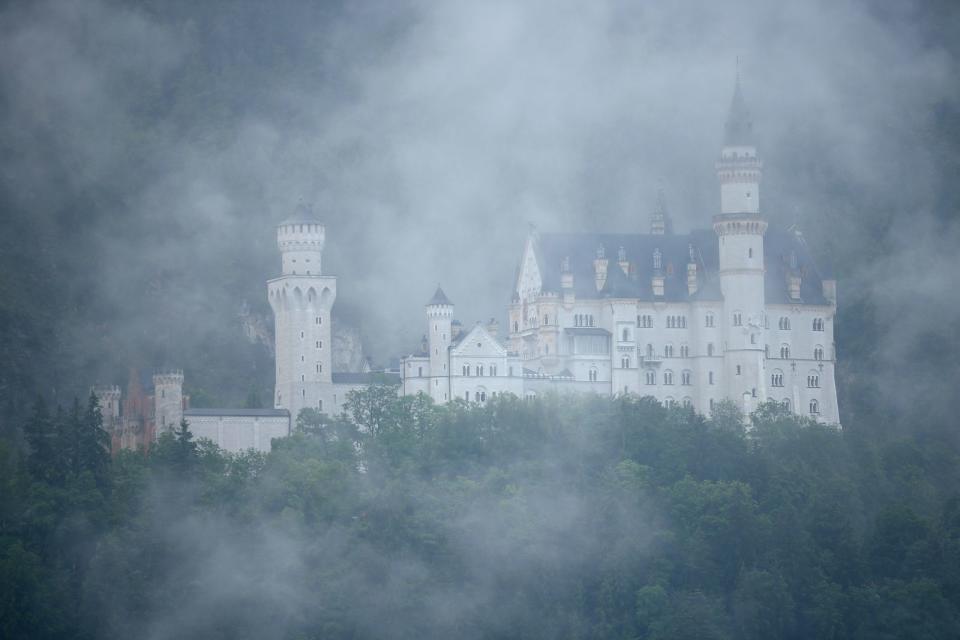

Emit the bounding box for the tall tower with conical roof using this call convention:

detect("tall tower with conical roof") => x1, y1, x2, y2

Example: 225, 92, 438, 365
267, 203, 337, 419
714, 72, 768, 413
426, 286, 453, 403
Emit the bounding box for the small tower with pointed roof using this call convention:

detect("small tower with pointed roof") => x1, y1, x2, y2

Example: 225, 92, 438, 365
267, 202, 337, 419
426, 286, 453, 403
650, 187, 673, 235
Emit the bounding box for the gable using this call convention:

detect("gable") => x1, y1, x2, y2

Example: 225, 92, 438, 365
451, 324, 507, 358
515, 236, 542, 302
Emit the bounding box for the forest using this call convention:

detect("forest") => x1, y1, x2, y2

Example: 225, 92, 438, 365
2, 386, 959, 639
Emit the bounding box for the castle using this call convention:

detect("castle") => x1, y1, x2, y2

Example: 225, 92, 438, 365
95, 77, 839, 454
399, 78, 840, 423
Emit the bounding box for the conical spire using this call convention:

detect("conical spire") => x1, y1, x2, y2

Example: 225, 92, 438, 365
724, 68, 753, 146
427, 285, 452, 306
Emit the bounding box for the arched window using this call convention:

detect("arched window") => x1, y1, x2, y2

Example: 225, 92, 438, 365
814, 346, 824, 361
645, 370, 656, 385
705, 313, 715, 328
664, 397, 676, 408
514, 321, 519, 332
664, 344, 674, 358
771, 370, 784, 387
647, 344, 655, 358
780, 345, 791, 359
707, 343, 715, 357
477, 365, 484, 376
779, 317, 791, 330
621, 356, 630, 369
733, 312, 743, 326
622, 328, 630, 342
708, 371, 715, 385
813, 318, 824, 331
589, 368, 598, 382
681, 370, 692, 385
809, 399, 820, 415
709, 398, 715, 411
664, 370, 674, 385
465, 391, 470, 401
781, 398, 791, 411
680, 344, 689, 358
682, 397, 693, 408
681, 316, 687, 328
807, 372, 820, 388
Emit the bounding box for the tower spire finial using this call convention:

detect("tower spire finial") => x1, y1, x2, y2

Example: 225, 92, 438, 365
724, 61, 752, 146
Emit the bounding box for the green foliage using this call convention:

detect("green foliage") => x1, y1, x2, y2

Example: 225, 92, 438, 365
3, 389, 960, 638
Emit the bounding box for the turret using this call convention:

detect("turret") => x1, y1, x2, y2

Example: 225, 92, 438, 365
687, 244, 699, 296
92, 384, 121, 432
714, 71, 767, 405
426, 286, 453, 403
268, 202, 337, 418
153, 370, 184, 435
560, 256, 575, 307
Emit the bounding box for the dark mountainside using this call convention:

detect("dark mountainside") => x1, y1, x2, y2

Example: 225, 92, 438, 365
1, 1, 960, 638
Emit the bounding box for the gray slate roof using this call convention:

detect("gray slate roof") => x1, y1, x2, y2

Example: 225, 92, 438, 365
281, 201, 322, 226
427, 286, 453, 306
535, 226, 830, 305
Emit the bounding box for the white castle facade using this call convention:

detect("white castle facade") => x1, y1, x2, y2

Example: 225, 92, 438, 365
398, 80, 840, 424
96, 78, 840, 454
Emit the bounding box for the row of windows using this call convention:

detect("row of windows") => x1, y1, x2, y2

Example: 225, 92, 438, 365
666, 315, 687, 328
773, 345, 826, 361
461, 364, 499, 377
642, 369, 699, 386
574, 314, 595, 327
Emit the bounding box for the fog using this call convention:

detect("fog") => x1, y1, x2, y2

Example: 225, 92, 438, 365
2, 0, 957, 410
2, 2, 960, 638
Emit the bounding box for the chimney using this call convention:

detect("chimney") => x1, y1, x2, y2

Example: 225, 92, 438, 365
786, 251, 801, 300
687, 244, 698, 296
822, 279, 836, 305
617, 246, 629, 275
594, 246, 608, 291
651, 248, 665, 297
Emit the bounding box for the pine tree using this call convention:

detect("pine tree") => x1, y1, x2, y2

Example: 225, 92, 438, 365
22, 396, 55, 482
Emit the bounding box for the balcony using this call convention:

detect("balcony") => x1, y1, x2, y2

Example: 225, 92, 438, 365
639, 354, 663, 366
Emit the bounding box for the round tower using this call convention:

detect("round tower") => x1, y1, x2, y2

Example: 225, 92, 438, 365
153, 370, 184, 436
267, 203, 337, 419
426, 286, 453, 403
714, 74, 767, 410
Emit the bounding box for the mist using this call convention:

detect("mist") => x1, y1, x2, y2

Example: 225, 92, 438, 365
1, 0, 957, 411
2, 1, 960, 638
